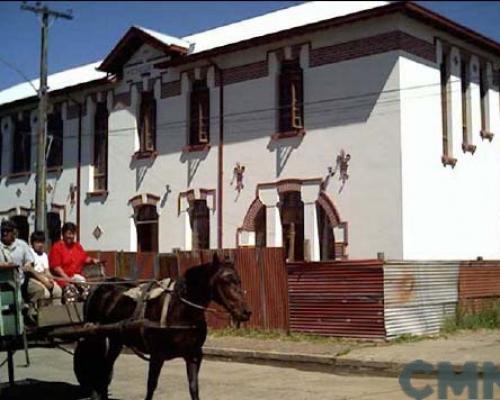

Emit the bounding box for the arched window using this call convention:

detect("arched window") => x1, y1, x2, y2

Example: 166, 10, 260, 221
135, 205, 158, 252
10, 215, 29, 243
138, 91, 156, 153
93, 102, 109, 191
47, 211, 62, 244
12, 116, 31, 174
188, 199, 210, 250
279, 191, 304, 262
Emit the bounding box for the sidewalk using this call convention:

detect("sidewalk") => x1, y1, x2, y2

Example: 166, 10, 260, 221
202, 330, 500, 377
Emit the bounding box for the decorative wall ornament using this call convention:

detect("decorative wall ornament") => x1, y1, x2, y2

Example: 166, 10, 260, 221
16, 188, 22, 197
321, 149, 351, 193
46, 183, 53, 194
93, 225, 103, 240
230, 163, 246, 193
69, 183, 78, 206
30, 199, 34, 209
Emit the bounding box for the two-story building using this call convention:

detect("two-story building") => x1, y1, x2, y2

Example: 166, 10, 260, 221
0, 1, 499, 261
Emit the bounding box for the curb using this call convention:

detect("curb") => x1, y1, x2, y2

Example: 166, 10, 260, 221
203, 347, 406, 378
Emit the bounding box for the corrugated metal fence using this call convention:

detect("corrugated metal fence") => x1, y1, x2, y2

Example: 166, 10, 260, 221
384, 261, 459, 338
88, 247, 289, 332
88, 249, 500, 339
287, 260, 385, 338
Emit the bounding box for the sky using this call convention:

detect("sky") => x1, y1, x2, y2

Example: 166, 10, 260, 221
0, 1, 499, 91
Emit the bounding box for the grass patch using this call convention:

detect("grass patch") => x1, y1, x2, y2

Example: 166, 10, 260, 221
391, 333, 427, 344
208, 327, 365, 346
441, 301, 500, 334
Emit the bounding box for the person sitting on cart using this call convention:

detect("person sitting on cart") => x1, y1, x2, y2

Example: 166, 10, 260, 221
28, 230, 63, 305
0, 220, 45, 306
49, 222, 99, 288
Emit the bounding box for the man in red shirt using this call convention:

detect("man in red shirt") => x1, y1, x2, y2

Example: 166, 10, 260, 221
49, 222, 99, 287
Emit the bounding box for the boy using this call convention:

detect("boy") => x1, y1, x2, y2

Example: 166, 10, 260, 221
28, 231, 62, 305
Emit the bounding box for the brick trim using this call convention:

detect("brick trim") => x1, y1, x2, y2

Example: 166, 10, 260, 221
309, 30, 436, 68
161, 80, 181, 98
215, 60, 268, 87
241, 198, 265, 231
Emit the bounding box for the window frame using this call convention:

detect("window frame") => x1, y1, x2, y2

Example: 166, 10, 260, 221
12, 115, 31, 174
138, 91, 157, 155
277, 58, 304, 137
93, 102, 109, 192
188, 79, 210, 148
46, 111, 64, 169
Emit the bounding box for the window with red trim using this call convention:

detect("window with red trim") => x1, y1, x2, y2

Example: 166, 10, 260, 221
138, 91, 156, 153
189, 80, 210, 146
94, 102, 109, 191
278, 59, 304, 134
47, 111, 63, 168
12, 115, 31, 174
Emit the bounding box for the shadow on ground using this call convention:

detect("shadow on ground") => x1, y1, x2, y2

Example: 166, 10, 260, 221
0, 379, 121, 400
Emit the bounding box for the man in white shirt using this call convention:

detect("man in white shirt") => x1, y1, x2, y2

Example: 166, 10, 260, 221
28, 230, 62, 305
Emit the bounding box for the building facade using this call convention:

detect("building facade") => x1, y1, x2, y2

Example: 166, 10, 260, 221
0, 1, 499, 260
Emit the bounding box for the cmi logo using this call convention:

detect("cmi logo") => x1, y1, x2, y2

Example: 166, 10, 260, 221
399, 360, 500, 399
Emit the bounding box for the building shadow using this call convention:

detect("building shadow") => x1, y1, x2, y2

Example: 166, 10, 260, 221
0, 379, 121, 400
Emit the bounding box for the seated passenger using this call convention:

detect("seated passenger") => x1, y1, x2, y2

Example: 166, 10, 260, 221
49, 222, 99, 288
0, 220, 42, 304
28, 231, 63, 305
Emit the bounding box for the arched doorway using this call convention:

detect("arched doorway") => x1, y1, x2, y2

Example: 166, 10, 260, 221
278, 190, 304, 262
135, 205, 159, 252
188, 199, 210, 250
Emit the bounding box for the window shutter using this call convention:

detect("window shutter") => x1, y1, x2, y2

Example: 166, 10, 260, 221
279, 59, 303, 132
147, 97, 156, 151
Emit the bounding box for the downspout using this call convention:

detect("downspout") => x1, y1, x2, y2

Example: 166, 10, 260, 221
214, 63, 224, 250
76, 102, 82, 239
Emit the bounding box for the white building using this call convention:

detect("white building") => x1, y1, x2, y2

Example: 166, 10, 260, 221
0, 1, 499, 261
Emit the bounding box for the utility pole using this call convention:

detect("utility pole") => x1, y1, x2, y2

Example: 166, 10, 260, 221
21, 2, 73, 234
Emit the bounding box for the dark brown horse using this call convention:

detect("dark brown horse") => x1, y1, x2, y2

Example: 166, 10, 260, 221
73, 254, 251, 400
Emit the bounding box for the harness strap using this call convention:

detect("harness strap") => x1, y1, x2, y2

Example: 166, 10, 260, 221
160, 280, 175, 328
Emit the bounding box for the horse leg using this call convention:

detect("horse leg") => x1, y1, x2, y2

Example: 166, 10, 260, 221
145, 355, 165, 400
100, 337, 123, 399
185, 350, 203, 400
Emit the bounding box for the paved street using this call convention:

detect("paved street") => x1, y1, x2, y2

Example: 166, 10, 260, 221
0, 347, 431, 400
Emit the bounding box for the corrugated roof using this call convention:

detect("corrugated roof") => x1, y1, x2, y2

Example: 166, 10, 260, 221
182, 1, 390, 54
134, 25, 191, 50
0, 60, 106, 108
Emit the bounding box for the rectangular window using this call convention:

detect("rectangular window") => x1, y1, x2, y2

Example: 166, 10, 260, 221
440, 50, 456, 167
460, 59, 473, 151
189, 199, 210, 250
189, 80, 210, 146
479, 65, 489, 133
47, 112, 63, 168
279, 59, 304, 134
139, 91, 156, 153
12, 116, 31, 174
93, 102, 108, 191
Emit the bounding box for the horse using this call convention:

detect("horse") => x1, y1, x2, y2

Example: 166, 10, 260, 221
73, 253, 251, 400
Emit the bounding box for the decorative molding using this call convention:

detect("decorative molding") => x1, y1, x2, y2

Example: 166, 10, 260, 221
160, 80, 181, 98
461, 143, 476, 154
441, 155, 458, 168
128, 193, 161, 209
480, 130, 494, 142
309, 30, 436, 68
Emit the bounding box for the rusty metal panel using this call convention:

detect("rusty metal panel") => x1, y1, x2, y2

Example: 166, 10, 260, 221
384, 261, 459, 338
136, 252, 157, 279
458, 261, 500, 313
287, 260, 385, 338
158, 253, 179, 280
87, 251, 116, 277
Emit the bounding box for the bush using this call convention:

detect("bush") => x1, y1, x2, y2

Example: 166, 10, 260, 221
441, 300, 500, 334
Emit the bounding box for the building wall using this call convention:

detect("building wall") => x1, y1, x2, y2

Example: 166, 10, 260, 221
1, 13, 498, 260
399, 19, 500, 259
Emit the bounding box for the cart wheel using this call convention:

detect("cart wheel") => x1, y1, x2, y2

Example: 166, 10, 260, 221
74, 337, 110, 397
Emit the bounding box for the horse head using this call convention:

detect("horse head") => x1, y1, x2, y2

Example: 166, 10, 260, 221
209, 253, 251, 322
